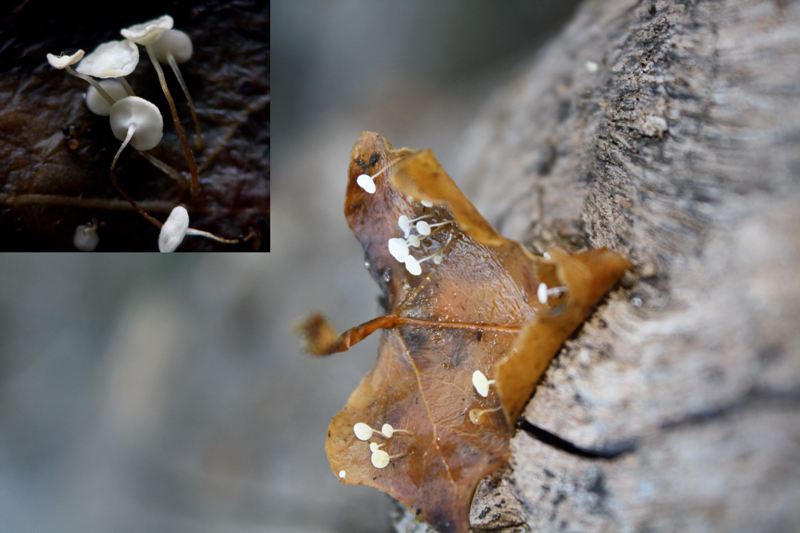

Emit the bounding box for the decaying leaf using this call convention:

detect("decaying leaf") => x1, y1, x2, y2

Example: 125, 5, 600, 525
298, 131, 630, 532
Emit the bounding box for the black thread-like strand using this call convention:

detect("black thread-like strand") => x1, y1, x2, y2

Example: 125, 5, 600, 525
515, 417, 638, 460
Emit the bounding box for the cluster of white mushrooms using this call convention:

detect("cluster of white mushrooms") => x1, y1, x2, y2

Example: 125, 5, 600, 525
48, 15, 241, 252
349, 421, 413, 471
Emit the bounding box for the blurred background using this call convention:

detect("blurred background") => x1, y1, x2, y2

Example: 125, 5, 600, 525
0, 1, 580, 531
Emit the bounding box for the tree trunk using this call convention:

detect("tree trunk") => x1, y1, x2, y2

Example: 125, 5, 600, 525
398, 0, 800, 530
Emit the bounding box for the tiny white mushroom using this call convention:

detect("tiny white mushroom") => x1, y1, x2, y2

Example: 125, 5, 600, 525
338, 470, 346, 479
537, 282, 549, 305
76, 39, 139, 96
407, 234, 421, 247
415, 220, 430, 236
537, 282, 568, 305
353, 422, 375, 441
369, 442, 383, 453
85, 80, 129, 116
354, 161, 395, 195
403, 246, 447, 276
388, 238, 410, 262
156, 205, 243, 252
150, 28, 202, 148
404, 255, 422, 276
469, 406, 502, 425
380, 423, 413, 438
109, 96, 164, 179
370, 449, 391, 469
356, 174, 376, 194
47, 49, 115, 106
471, 370, 496, 398
421, 200, 434, 207
158, 205, 190, 253
73, 223, 99, 251
121, 14, 174, 46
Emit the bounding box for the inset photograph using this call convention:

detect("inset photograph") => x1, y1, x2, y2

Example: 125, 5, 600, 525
0, 0, 269, 251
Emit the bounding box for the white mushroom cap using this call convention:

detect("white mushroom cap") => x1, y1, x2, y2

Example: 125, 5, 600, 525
85, 80, 128, 116
472, 370, 491, 398
150, 29, 193, 64
47, 50, 84, 69
73, 223, 99, 251
109, 96, 163, 151
76, 40, 139, 78
121, 15, 174, 46
159, 206, 190, 252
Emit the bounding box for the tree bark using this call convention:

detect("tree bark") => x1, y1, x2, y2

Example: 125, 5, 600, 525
398, 0, 800, 530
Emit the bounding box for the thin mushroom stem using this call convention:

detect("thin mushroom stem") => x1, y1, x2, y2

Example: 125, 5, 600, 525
64, 65, 114, 105
110, 124, 163, 229
185, 228, 239, 243
120, 77, 136, 96
167, 52, 203, 151
144, 44, 200, 197
136, 151, 188, 186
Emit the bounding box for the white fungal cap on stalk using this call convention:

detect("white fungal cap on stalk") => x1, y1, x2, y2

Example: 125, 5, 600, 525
404, 256, 422, 276
48, 49, 117, 106
536, 282, 567, 305
471, 370, 495, 398
121, 15, 174, 45
355, 161, 394, 194
158, 205, 190, 253
370, 449, 391, 469
46, 50, 84, 69
109, 96, 163, 151
398, 215, 411, 235
369, 442, 383, 453
338, 470, 346, 479
149, 28, 202, 149
421, 200, 434, 207
73, 223, 99, 251
353, 422, 375, 441
381, 424, 396, 438
537, 282, 549, 305
85, 80, 128, 116
150, 29, 193, 63
356, 174, 376, 194
387, 238, 410, 262
77, 40, 139, 78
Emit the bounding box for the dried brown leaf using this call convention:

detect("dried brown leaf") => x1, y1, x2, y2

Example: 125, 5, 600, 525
298, 131, 630, 532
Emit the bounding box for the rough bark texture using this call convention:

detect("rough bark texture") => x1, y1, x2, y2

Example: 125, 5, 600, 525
397, 0, 800, 531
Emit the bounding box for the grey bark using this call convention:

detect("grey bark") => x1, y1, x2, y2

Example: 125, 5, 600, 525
398, 0, 800, 531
